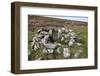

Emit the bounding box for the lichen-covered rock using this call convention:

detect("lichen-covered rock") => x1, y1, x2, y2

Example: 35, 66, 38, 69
63, 48, 70, 58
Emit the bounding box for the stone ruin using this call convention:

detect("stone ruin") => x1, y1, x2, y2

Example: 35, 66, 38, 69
29, 27, 83, 60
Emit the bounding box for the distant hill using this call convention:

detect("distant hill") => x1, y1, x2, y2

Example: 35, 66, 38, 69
28, 15, 87, 31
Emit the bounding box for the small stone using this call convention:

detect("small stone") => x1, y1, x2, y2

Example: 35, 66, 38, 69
63, 48, 70, 58
74, 53, 80, 58
61, 37, 65, 41
47, 49, 54, 53
56, 47, 61, 54
68, 38, 75, 47
76, 43, 82, 46
42, 48, 48, 53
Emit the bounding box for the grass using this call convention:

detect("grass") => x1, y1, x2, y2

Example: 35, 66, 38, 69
75, 26, 88, 58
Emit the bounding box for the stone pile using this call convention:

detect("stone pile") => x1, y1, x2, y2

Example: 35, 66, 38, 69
30, 27, 83, 60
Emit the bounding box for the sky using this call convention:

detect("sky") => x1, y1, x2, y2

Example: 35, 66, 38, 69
44, 15, 88, 22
